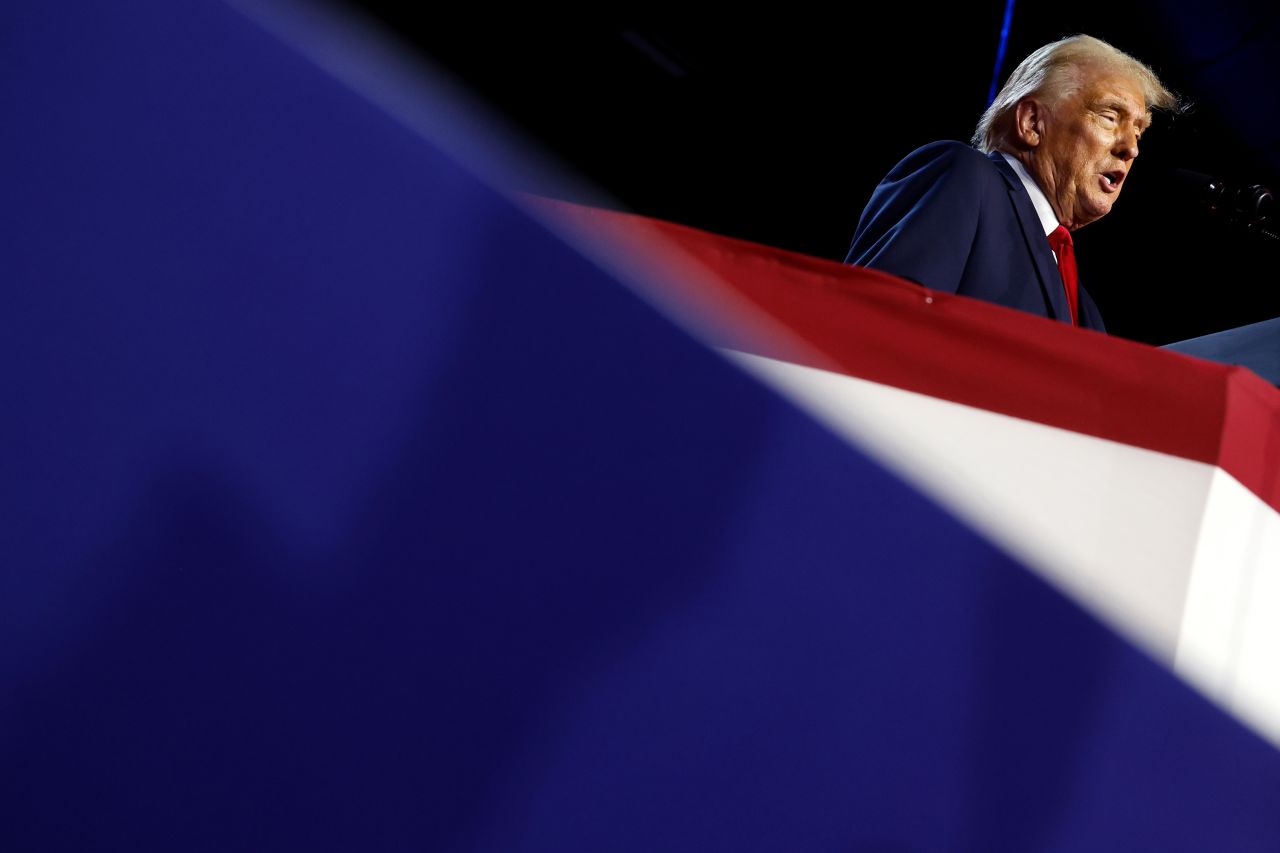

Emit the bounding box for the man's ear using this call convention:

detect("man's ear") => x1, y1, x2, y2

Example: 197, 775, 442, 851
1014, 99, 1045, 148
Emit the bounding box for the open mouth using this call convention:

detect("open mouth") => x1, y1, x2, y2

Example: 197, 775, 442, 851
1101, 170, 1125, 191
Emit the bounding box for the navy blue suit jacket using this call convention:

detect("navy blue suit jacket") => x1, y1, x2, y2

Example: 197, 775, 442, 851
846, 141, 1105, 332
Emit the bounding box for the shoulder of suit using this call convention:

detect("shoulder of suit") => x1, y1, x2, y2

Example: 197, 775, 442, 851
898, 141, 1004, 178
874, 141, 1010, 206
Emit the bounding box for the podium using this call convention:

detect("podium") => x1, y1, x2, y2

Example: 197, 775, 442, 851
1165, 316, 1280, 386
548, 199, 1280, 747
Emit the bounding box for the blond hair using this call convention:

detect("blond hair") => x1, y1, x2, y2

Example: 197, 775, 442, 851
973, 35, 1179, 153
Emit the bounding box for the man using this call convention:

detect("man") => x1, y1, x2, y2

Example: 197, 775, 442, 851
846, 35, 1177, 331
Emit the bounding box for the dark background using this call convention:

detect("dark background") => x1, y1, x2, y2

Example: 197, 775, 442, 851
339, 2, 1280, 345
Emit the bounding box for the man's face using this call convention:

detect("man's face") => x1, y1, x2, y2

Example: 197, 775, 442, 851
1024, 71, 1149, 230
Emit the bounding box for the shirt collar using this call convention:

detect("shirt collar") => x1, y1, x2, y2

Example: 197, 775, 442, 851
1000, 152, 1059, 237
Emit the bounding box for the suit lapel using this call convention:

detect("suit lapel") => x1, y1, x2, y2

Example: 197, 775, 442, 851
988, 152, 1073, 325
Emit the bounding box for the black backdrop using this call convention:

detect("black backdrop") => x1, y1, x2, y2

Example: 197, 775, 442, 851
339, 2, 1280, 345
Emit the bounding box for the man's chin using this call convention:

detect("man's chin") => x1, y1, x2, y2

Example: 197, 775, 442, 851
1074, 198, 1114, 229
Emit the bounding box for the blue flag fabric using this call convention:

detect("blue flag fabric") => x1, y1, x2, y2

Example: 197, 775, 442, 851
3, 2, 1280, 850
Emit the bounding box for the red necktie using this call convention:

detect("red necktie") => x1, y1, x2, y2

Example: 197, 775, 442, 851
1047, 225, 1078, 326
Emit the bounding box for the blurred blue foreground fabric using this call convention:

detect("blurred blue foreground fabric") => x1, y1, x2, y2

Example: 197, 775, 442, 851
3, 2, 1280, 850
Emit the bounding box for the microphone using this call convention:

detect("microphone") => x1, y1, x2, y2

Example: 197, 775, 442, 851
1172, 168, 1277, 231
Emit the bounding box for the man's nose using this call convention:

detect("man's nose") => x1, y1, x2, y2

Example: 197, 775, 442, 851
1115, 128, 1139, 161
